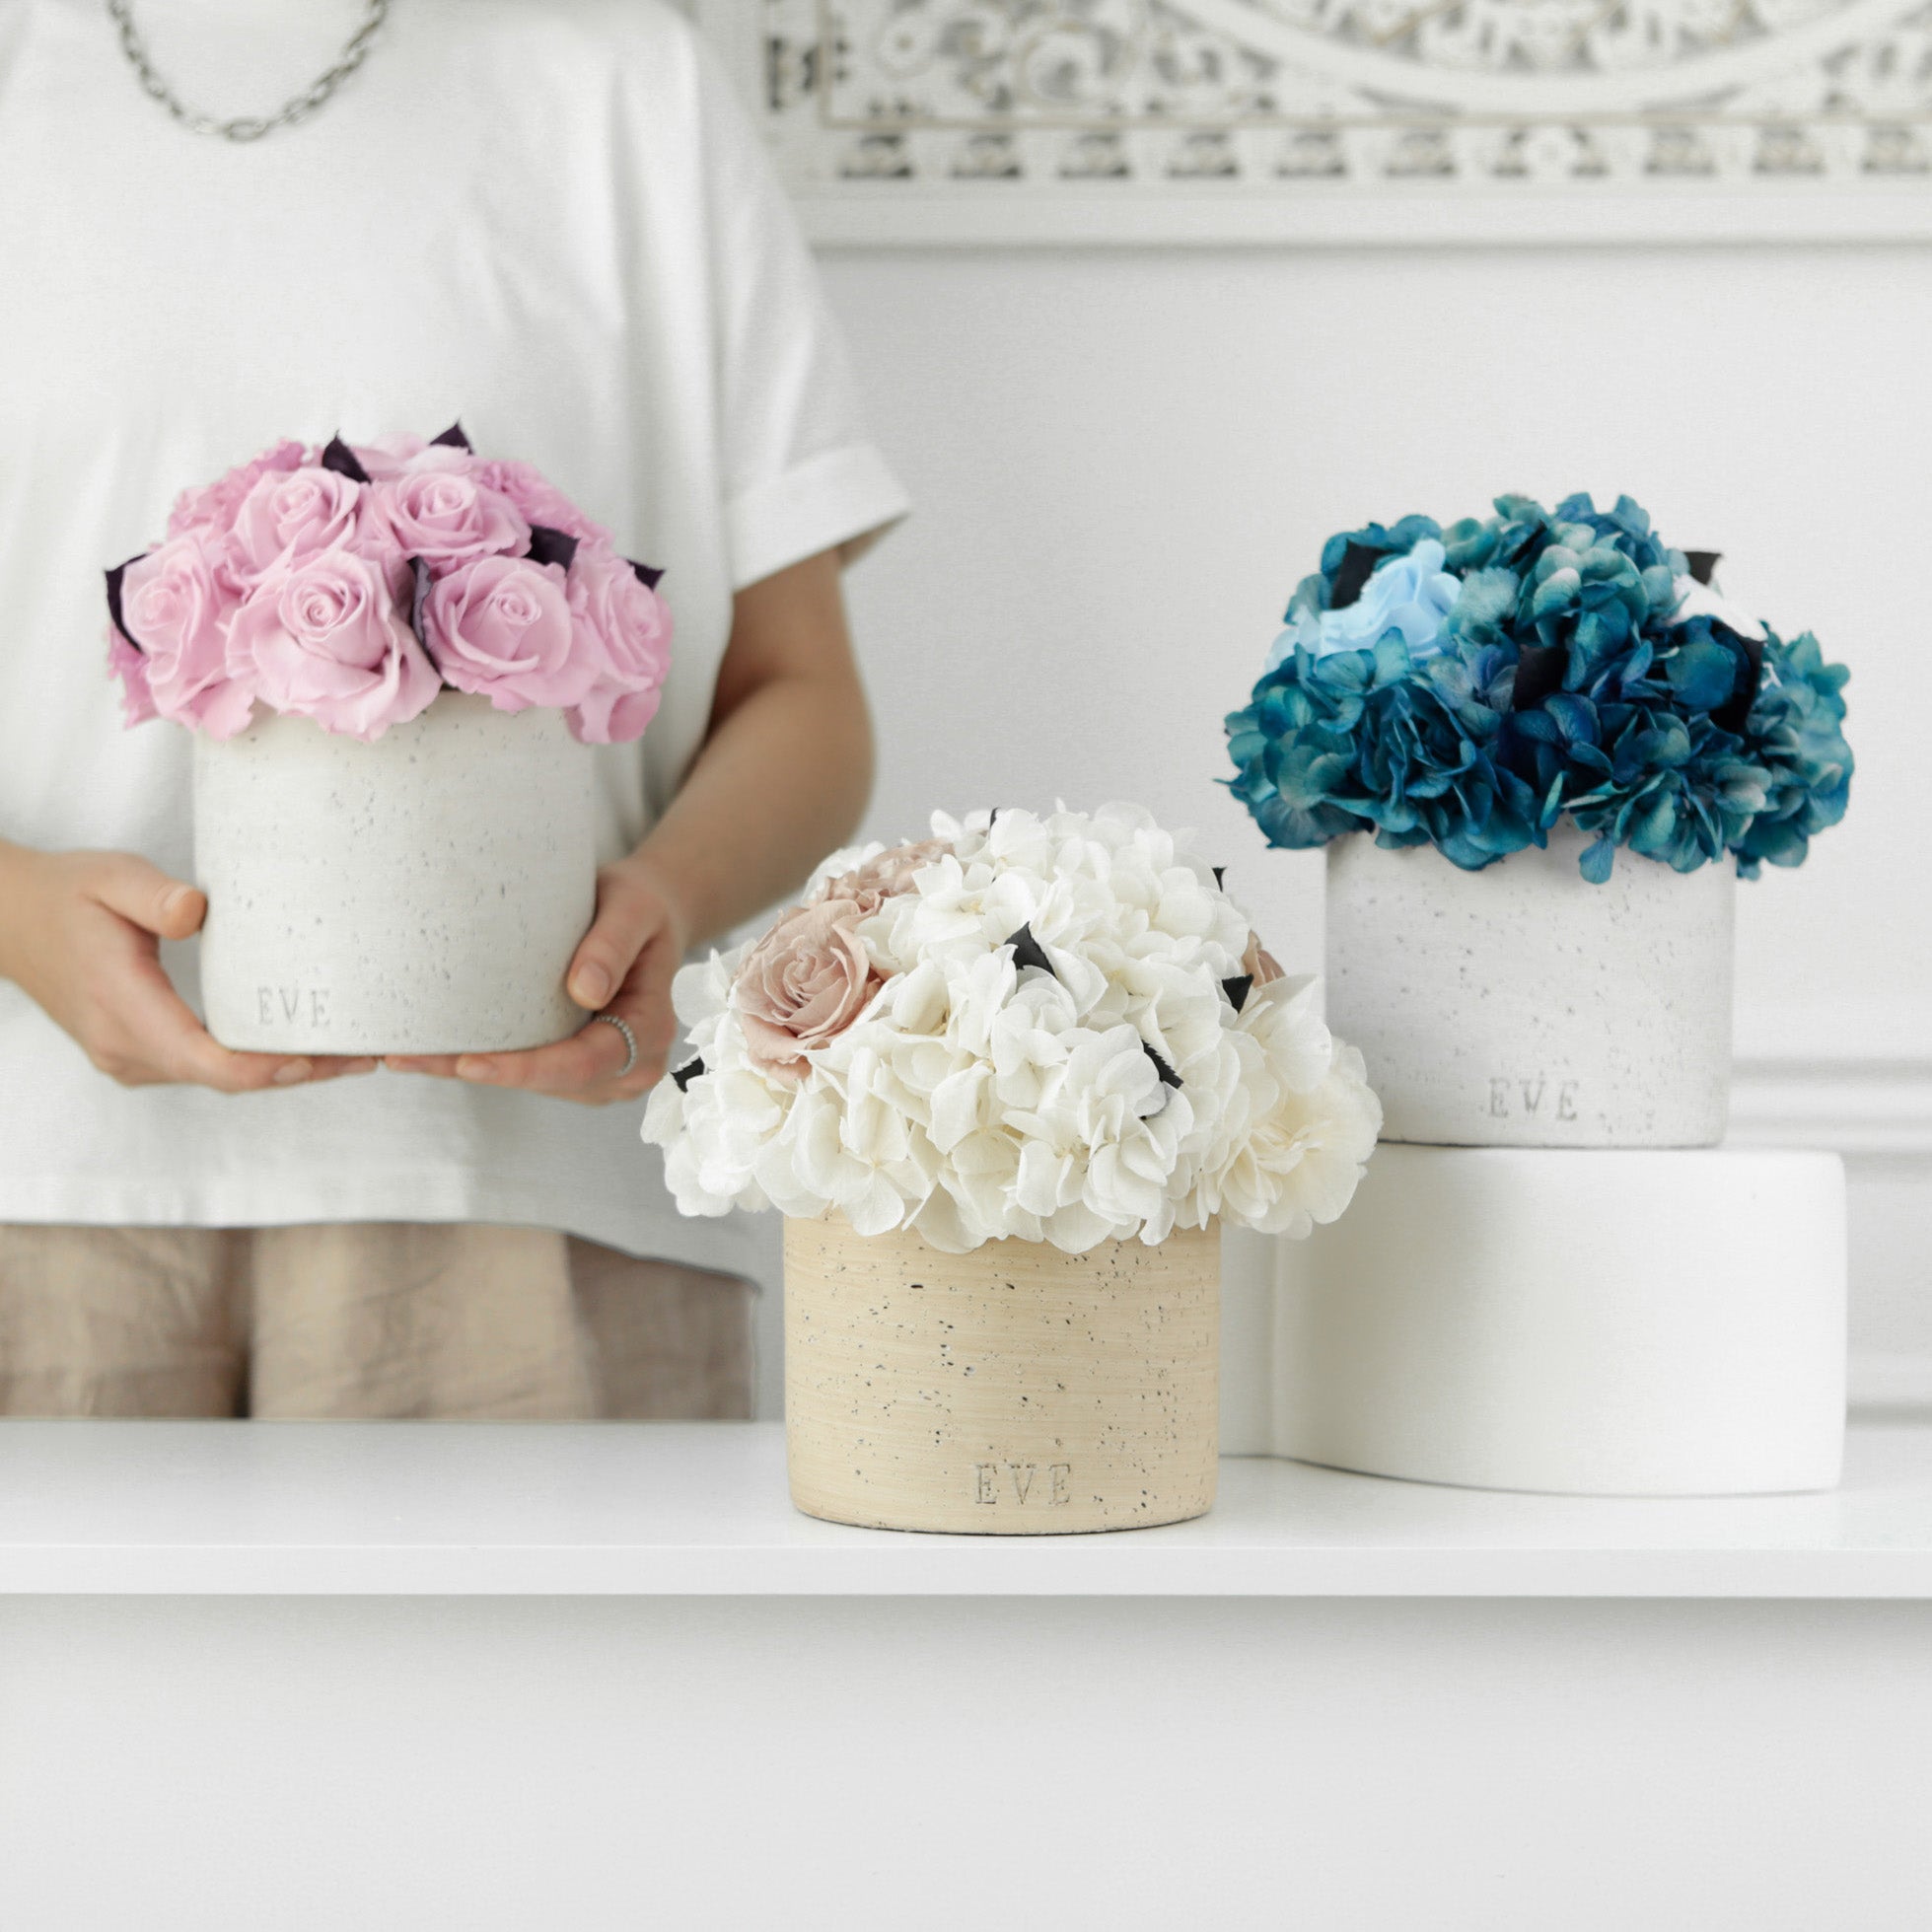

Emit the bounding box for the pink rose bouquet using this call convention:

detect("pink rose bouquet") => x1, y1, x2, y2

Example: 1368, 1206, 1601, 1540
106, 424, 672, 744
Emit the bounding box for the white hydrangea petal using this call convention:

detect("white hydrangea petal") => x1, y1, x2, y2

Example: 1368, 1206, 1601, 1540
912, 1185, 981, 1253
639, 1077, 684, 1148
671, 951, 736, 1030
1042, 1200, 1119, 1254
929, 1061, 992, 1154
1014, 1138, 1074, 1218
845, 1172, 912, 1238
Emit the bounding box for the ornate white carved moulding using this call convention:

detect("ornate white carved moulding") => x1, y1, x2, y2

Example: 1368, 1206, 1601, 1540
697, 0, 1932, 242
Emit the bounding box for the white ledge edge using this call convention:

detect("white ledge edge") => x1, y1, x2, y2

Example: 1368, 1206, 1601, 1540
2, 1543, 1930, 1600
0, 1421, 1925, 1601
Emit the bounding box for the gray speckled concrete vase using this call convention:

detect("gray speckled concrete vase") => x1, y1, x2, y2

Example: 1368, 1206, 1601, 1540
192, 693, 596, 1055
784, 1216, 1220, 1535
1324, 823, 1734, 1147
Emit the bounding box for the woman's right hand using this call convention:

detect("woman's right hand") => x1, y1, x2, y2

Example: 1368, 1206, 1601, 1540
0, 844, 376, 1093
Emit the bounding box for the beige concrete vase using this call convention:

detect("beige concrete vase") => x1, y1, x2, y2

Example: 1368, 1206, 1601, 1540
784, 1216, 1220, 1536
192, 692, 597, 1056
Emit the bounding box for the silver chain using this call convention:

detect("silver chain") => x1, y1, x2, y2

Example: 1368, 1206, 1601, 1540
106, 0, 391, 143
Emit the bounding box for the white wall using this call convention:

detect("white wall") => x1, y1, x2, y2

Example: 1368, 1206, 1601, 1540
815, 243, 1932, 1388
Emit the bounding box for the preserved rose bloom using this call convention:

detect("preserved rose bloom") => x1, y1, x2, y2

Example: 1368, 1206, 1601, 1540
731, 898, 881, 1083
367, 469, 529, 572
564, 545, 673, 745
227, 466, 365, 584
425, 555, 593, 711
228, 551, 438, 740
117, 535, 253, 739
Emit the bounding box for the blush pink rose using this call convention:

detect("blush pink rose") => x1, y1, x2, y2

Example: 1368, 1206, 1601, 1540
366, 469, 530, 571
350, 433, 476, 482
227, 465, 365, 583
228, 552, 439, 740
564, 545, 673, 745
424, 554, 594, 711
1241, 934, 1286, 988
107, 627, 159, 728
473, 460, 611, 545
166, 440, 307, 543
732, 898, 883, 1084
119, 536, 254, 739
817, 838, 951, 912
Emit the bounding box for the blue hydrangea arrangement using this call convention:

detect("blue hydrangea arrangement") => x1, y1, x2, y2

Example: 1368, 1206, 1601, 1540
1224, 493, 1852, 883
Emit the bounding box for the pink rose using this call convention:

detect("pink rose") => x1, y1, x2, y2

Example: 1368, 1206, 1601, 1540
473, 460, 611, 545
1241, 934, 1286, 988
732, 898, 882, 1083
118, 536, 253, 739
353, 433, 425, 480
424, 554, 594, 711
564, 545, 673, 745
167, 439, 307, 542
817, 838, 951, 912
353, 433, 429, 480
227, 465, 365, 583
366, 470, 530, 571
107, 627, 158, 728
228, 552, 439, 741
351, 433, 475, 482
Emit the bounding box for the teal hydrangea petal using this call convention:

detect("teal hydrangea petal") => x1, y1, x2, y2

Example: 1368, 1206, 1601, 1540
1224, 496, 1852, 884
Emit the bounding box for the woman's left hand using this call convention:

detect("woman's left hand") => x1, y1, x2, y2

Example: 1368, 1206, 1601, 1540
386, 855, 687, 1106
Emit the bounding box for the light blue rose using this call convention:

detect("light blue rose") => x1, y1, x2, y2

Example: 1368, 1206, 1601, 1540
1265, 538, 1459, 672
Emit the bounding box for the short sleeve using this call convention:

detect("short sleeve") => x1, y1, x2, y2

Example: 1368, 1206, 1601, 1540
693, 36, 910, 592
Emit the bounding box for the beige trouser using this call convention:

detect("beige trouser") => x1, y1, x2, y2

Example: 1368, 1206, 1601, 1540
0, 1224, 754, 1419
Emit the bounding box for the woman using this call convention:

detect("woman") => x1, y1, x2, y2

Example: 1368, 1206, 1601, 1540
0, 0, 907, 1415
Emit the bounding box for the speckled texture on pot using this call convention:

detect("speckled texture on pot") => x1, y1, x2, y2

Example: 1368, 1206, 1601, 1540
192, 693, 597, 1055
1324, 823, 1734, 1148
783, 1216, 1220, 1536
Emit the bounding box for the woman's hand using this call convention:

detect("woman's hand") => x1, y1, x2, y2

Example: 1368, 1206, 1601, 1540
385, 854, 687, 1107
0, 845, 376, 1093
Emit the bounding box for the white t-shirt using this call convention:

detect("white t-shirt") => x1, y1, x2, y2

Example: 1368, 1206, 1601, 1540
0, 0, 908, 1269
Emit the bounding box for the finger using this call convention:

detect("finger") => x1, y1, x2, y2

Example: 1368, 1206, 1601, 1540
452, 1017, 631, 1094
567, 869, 663, 1011
383, 1053, 464, 1079
386, 1028, 629, 1088
625, 929, 682, 1073
554, 932, 683, 1099
86, 853, 207, 942
113, 956, 314, 1094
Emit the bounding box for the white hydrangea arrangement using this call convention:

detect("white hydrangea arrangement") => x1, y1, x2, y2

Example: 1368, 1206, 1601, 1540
642, 803, 1382, 1254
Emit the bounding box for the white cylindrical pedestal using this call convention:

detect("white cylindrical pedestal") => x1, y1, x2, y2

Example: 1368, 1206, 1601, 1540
193, 693, 597, 1055
1324, 826, 1734, 1147
1273, 1145, 1846, 1496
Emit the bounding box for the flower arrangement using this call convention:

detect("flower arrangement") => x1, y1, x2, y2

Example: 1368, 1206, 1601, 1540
643, 804, 1382, 1254
1225, 493, 1852, 882
105, 426, 671, 744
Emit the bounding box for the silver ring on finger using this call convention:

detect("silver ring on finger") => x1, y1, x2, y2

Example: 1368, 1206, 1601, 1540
592, 1011, 638, 1079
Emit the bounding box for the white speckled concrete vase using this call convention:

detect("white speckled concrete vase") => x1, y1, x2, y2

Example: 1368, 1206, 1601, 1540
1324, 823, 1734, 1147
784, 1216, 1220, 1535
192, 693, 597, 1055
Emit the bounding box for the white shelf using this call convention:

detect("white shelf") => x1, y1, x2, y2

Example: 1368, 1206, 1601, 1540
1, 1418, 1928, 1598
